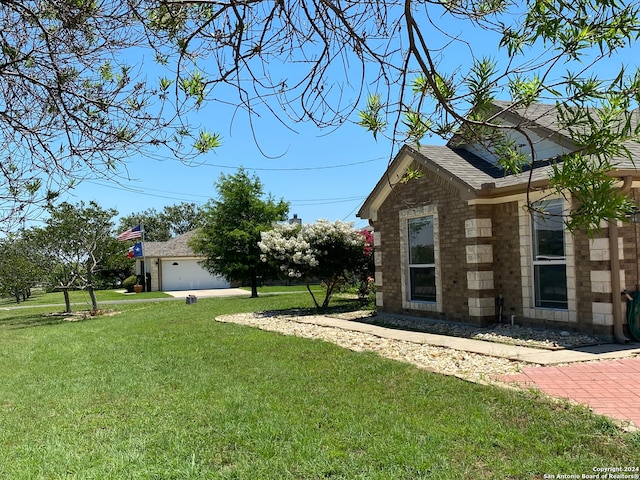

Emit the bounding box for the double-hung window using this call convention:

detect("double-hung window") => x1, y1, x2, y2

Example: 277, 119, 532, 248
408, 216, 436, 302
531, 199, 568, 309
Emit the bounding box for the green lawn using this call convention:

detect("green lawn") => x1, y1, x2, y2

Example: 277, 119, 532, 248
0, 293, 637, 479
240, 284, 325, 293
0, 288, 171, 307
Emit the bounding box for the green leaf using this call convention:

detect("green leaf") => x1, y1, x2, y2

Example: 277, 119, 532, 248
466, 57, 498, 116
402, 110, 431, 146
194, 131, 222, 153
357, 94, 386, 141
508, 74, 542, 107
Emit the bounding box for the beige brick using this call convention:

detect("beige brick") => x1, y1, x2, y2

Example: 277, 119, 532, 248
589, 237, 624, 261
590, 270, 626, 293
466, 244, 493, 264
373, 231, 381, 247
468, 296, 495, 317
467, 271, 494, 290
465, 218, 492, 238
592, 302, 614, 326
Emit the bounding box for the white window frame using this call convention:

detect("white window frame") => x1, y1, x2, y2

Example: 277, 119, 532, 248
531, 198, 568, 310
518, 196, 576, 323
400, 205, 442, 313
407, 216, 436, 302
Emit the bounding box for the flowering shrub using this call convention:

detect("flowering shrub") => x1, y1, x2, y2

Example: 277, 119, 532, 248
259, 219, 367, 309
357, 228, 375, 297
359, 276, 376, 309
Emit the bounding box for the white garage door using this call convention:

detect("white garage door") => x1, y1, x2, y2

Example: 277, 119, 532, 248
161, 259, 230, 291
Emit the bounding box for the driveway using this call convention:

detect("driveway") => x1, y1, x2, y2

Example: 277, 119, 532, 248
164, 288, 250, 298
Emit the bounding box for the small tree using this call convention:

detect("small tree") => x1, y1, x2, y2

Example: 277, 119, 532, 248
259, 220, 367, 310
94, 237, 134, 289
190, 168, 289, 298
34, 201, 118, 312
0, 234, 45, 303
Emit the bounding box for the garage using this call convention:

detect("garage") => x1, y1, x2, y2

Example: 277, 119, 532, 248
161, 259, 230, 291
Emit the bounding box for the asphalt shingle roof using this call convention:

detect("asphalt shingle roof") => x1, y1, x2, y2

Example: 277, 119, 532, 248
144, 230, 199, 257
358, 101, 640, 219
413, 144, 553, 192
419, 101, 640, 191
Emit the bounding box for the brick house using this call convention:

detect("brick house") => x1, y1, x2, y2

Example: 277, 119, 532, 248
357, 102, 640, 342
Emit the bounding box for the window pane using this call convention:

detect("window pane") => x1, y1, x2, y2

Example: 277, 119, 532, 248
534, 264, 568, 309
408, 216, 434, 264
533, 200, 565, 259
410, 267, 436, 302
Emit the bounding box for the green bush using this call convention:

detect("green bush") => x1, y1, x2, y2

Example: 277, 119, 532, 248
122, 275, 138, 293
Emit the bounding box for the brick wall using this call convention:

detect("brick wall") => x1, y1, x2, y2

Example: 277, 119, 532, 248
370, 165, 636, 338
490, 202, 523, 320
372, 163, 481, 323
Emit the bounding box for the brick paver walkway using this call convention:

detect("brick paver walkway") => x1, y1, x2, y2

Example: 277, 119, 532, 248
497, 358, 640, 428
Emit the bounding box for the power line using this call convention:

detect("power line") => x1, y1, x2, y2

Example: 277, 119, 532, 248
179, 156, 389, 172
81, 180, 369, 207
81, 180, 209, 203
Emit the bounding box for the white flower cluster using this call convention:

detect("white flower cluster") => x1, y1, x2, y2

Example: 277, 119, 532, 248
259, 219, 365, 278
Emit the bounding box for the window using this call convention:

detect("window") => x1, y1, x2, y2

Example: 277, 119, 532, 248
531, 199, 567, 309
408, 216, 436, 302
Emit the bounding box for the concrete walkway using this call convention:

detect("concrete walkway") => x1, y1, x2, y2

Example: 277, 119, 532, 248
296, 315, 640, 365
296, 315, 640, 429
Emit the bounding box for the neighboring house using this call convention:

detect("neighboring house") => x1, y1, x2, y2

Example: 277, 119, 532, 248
136, 230, 230, 291
357, 102, 640, 342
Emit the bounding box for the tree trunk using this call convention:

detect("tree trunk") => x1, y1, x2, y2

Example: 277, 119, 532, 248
306, 279, 320, 310
321, 279, 336, 310
63, 289, 71, 313
250, 271, 259, 298
86, 268, 98, 312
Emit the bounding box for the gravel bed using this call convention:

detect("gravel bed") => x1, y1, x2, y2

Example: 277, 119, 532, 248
332, 311, 601, 350
217, 311, 537, 383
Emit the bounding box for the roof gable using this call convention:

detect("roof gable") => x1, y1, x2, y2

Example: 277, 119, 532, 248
358, 102, 640, 221
357, 144, 494, 221
144, 230, 200, 258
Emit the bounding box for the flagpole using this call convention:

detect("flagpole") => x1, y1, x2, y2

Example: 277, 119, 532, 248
141, 222, 147, 292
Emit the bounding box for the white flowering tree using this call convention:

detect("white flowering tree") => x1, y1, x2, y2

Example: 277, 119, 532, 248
259, 220, 367, 310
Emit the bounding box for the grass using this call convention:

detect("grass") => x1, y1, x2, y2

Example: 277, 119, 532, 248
0, 288, 171, 307
240, 284, 325, 293
0, 291, 637, 478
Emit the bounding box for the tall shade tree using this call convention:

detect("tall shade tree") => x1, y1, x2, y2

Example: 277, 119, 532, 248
94, 237, 137, 289
0, 1, 219, 232
118, 202, 204, 242
190, 168, 289, 297
143, 0, 640, 231
33, 201, 119, 312
0, 233, 45, 303
259, 220, 368, 310
161, 202, 204, 237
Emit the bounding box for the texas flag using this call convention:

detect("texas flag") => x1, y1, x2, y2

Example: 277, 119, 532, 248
127, 242, 143, 258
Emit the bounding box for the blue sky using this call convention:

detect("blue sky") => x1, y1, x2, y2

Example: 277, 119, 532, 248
56, 5, 638, 232
61, 107, 398, 231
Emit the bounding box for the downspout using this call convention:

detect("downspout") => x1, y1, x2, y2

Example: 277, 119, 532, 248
610, 176, 632, 344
